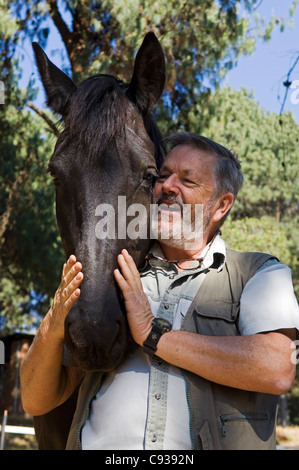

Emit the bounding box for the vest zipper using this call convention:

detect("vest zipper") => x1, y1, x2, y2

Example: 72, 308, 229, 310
181, 371, 196, 450
77, 374, 104, 449
220, 412, 268, 437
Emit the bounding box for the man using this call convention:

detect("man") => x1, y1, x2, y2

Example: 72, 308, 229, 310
21, 132, 299, 450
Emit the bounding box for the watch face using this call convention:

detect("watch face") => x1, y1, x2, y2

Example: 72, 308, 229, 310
143, 317, 172, 356
155, 318, 172, 328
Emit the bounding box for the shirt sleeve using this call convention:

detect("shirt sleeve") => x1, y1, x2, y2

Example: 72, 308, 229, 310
238, 259, 299, 336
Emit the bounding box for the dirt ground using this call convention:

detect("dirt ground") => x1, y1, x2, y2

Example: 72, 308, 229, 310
276, 425, 299, 449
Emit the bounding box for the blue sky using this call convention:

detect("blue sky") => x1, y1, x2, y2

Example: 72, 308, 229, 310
20, 1, 299, 123
223, 0, 299, 122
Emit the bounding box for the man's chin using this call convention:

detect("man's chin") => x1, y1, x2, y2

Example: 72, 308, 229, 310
153, 225, 204, 250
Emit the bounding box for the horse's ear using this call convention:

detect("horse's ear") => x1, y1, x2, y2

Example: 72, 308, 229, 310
32, 42, 77, 116
128, 32, 165, 114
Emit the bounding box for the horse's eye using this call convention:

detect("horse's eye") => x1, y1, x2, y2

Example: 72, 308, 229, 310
48, 168, 60, 186
52, 176, 60, 186
50, 173, 59, 185
143, 169, 158, 185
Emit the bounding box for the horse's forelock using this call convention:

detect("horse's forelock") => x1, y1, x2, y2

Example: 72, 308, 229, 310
62, 75, 165, 166
65, 75, 131, 158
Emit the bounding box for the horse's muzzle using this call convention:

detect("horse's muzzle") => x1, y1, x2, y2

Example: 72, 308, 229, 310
64, 298, 136, 372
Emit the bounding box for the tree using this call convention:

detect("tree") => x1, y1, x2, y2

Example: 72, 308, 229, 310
0, 87, 65, 333
10, 0, 295, 127
192, 86, 299, 298
192, 87, 299, 221
1, 0, 298, 333
0, 1, 65, 333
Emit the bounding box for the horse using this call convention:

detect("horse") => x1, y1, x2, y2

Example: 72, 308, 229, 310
32, 32, 165, 372
31, 32, 165, 449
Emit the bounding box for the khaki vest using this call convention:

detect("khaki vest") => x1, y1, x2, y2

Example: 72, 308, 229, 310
66, 250, 279, 450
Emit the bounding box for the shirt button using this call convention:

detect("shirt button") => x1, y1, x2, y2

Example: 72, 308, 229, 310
164, 303, 169, 309
155, 393, 161, 400
151, 434, 157, 442
169, 274, 175, 279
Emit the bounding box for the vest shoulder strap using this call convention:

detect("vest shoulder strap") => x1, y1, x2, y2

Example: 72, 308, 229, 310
182, 250, 278, 331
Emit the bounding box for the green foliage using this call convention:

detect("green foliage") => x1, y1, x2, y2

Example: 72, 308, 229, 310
8, 0, 290, 114
0, 0, 298, 333
196, 87, 299, 299
223, 215, 299, 275
194, 87, 299, 221
0, 26, 65, 333
0, 101, 65, 333
222, 215, 299, 300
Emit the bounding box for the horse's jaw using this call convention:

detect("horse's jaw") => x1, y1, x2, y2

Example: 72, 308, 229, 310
64, 293, 137, 372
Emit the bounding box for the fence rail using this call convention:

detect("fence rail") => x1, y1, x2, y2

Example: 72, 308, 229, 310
0, 425, 35, 435
1, 410, 35, 450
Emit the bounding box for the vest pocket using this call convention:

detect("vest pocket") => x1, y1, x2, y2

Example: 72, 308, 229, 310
220, 412, 269, 449
193, 303, 240, 336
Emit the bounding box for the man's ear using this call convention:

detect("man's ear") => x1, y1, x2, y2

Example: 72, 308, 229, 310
213, 192, 235, 223
127, 32, 165, 114
32, 42, 77, 117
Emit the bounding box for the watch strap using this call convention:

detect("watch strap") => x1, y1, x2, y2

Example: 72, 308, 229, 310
143, 318, 172, 357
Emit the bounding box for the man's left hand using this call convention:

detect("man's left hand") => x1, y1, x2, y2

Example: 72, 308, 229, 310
114, 249, 154, 346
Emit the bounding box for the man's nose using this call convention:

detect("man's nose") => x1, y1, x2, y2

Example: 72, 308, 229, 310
161, 174, 180, 195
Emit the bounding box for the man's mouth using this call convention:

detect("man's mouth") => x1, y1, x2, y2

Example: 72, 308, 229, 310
158, 201, 181, 213
157, 196, 183, 213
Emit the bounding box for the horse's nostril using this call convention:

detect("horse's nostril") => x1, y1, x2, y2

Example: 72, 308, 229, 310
63, 307, 136, 371
65, 324, 84, 352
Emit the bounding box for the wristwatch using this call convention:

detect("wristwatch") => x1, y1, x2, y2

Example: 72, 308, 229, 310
143, 317, 172, 357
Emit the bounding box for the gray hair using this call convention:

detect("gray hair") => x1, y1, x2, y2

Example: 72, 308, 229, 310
165, 132, 243, 200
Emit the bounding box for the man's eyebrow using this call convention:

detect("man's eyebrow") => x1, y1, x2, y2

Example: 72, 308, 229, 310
181, 169, 194, 176
159, 165, 194, 175
159, 164, 171, 173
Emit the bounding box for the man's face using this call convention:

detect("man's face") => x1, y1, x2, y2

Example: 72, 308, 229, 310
152, 144, 217, 248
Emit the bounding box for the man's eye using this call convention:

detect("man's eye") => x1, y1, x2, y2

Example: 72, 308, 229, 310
183, 179, 195, 185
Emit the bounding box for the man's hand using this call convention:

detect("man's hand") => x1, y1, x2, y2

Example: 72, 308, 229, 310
114, 249, 154, 346
49, 255, 84, 340
20, 255, 84, 415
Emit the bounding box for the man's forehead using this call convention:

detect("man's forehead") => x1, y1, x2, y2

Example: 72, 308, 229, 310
160, 163, 196, 176
162, 145, 216, 172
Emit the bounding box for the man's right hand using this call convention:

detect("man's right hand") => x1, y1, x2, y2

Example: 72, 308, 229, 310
20, 255, 84, 416
49, 255, 84, 340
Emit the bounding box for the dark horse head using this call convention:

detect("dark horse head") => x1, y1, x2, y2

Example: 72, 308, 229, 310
33, 33, 165, 371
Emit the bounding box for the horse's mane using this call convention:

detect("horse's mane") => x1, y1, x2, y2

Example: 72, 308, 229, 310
65, 74, 165, 168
